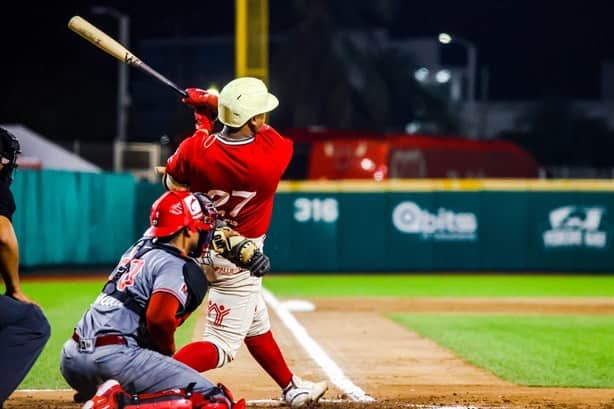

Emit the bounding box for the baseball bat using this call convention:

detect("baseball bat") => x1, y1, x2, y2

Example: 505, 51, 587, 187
68, 15, 187, 98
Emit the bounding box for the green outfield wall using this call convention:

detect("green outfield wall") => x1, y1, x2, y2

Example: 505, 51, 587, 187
11, 170, 136, 267
10, 171, 614, 272
267, 180, 614, 272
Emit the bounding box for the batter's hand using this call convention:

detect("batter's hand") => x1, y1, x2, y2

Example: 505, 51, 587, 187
247, 251, 271, 277
211, 227, 271, 277
182, 88, 218, 134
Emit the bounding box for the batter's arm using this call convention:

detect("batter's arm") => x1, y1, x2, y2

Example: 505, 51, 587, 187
154, 166, 189, 191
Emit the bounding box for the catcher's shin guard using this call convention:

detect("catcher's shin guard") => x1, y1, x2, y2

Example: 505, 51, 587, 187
197, 383, 245, 409
86, 382, 246, 409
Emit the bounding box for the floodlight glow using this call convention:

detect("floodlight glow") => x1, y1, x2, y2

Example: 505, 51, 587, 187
435, 69, 451, 83
414, 67, 429, 82
438, 33, 452, 44
406, 122, 420, 134
361, 158, 376, 171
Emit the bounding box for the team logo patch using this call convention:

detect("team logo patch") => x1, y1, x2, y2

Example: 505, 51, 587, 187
184, 196, 203, 218
208, 301, 231, 327
168, 203, 183, 215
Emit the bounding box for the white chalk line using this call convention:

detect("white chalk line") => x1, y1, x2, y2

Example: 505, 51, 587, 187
18, 389, 73, 392
262, 287, 375, 403
15, 393, 496, 408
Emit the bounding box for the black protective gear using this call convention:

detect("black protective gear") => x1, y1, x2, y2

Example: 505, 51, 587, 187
0, 128, 20, 184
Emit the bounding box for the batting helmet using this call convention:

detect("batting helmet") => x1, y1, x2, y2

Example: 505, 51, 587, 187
146, 191, 217, 239
218, 77, 279, 127
0, 127, 21, 183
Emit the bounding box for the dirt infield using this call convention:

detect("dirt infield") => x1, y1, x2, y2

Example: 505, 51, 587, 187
6, 295, 614, 409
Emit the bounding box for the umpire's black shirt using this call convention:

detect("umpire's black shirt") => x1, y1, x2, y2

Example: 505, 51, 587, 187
0, 179, 16, 221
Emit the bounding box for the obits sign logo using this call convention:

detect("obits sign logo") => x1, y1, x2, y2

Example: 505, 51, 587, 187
543, 205, 607, 248
392, 201, 478, 241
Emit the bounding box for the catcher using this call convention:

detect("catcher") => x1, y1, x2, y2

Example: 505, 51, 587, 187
60, 190, 269, 409
157, 77, 327, 408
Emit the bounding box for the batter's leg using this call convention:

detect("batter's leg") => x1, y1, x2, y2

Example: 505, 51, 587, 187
200, 272, 261, 367
246, 291, 328, 408
244, 292, 292, 388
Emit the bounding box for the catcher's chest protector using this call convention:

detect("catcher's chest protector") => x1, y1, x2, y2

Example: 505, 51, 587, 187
181, 261, 208, 315
102, 240, 207, 319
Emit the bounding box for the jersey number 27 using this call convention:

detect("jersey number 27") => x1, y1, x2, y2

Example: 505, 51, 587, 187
207, 190, 256, 217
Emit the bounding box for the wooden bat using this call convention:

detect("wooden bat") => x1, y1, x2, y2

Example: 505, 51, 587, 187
68, 15, 187, 98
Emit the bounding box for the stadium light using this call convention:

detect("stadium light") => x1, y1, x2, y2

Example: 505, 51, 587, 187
436, 69, 451, 83
438, 32, 477, 103
91, 6, 131, 148
206, 85, 220, 96
414, 67, 430, 82
438, 33, 452, 44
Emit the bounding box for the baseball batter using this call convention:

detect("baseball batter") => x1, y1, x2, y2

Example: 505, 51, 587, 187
161, 77, 328, 408
60, 191, 247, 409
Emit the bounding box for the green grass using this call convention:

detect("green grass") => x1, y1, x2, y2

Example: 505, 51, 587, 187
264, 274, 614, 297
14, 274, 614, 389
390, 314, 614, 387
17, 281, 195, 389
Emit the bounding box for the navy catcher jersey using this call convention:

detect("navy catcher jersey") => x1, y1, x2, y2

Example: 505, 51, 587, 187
74, 241, 189, 342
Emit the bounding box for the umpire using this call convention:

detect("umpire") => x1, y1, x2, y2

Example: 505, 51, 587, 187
0, 127, 50, 406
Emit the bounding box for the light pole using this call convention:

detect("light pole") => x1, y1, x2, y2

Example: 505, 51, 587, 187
91, 6, 131, 150
438, 32, 477, 103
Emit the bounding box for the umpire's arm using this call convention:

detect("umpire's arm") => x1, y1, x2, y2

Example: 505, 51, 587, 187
0, 215, 22, 297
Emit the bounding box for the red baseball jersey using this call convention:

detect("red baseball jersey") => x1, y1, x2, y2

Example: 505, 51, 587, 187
165, 125, 293, 238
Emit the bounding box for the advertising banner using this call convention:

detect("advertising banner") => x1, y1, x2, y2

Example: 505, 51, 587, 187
268, 181, 614, 272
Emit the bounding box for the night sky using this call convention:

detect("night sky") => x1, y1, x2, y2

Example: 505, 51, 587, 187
2, 1, 614, 141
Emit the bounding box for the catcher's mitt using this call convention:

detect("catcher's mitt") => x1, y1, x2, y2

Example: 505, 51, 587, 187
211, 227, 271, 277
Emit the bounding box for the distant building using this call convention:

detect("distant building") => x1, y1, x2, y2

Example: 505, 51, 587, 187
1, 124, 100, 173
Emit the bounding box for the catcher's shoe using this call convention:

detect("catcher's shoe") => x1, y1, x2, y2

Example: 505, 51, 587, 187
281, 375, 328, 408
82, 379, 127, 409
200, 383, 246, 409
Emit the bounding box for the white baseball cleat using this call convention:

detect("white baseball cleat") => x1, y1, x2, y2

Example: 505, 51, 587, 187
281, 375, 328, 408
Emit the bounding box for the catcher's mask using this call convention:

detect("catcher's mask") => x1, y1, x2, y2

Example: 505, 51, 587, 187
146, 191, 217, 257
0, 128, 21, 184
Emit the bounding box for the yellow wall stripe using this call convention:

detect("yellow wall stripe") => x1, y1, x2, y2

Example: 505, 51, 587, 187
277, 179, 614, 192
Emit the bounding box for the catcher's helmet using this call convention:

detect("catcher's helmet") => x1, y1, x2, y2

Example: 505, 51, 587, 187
0, 127, 21, 183
218, 77, 279, 127
146, 191, 217, 239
